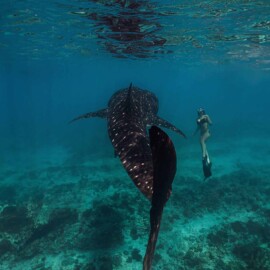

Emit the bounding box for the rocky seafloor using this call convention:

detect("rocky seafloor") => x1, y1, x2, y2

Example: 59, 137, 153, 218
1, 136, 270, 270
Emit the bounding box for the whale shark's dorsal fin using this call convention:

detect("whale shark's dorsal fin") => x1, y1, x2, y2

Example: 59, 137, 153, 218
125, 83, 133, 115
69, 108, 108, 124
128, 82, 132, 93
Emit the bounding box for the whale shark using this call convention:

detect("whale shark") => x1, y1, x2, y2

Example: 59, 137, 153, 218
70, 84, 185, 269
70, 83, 185, 199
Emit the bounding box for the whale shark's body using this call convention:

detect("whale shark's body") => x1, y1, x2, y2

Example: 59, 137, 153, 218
71, 84, 185, 269
71, 84, 185, 199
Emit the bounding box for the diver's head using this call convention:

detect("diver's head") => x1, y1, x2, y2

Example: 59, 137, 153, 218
197, 108, 205, 116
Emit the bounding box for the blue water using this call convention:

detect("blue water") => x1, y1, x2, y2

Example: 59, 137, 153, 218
1, 1, 270, 270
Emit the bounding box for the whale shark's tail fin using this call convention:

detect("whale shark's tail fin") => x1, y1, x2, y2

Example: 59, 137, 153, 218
143, 126, 177, 270
69, 108, 108, 124
154, 116, 187, 138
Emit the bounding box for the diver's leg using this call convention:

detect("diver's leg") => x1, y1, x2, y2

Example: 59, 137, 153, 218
201, 132, 210, 162
200, 137, 207, 158
201, 131, 212, 179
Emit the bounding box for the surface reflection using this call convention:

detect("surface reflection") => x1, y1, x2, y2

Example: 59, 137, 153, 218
74, 0, 170, 58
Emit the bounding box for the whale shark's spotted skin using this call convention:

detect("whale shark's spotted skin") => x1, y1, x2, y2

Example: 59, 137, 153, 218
70, 84, 185, 199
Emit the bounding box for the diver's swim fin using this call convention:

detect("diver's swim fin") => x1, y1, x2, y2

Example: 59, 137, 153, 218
203, 155, 212, 180
143, 126, 177, 270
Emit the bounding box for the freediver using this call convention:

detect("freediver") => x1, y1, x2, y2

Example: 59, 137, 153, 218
193, 108, 212, 179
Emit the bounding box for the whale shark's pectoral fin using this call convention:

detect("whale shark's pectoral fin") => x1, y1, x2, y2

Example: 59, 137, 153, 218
143, 126, 177, 270
154, 116, 187, 138
69, 108, 108, 123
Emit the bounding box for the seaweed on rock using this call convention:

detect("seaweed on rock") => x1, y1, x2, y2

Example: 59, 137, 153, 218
78, 203, 124, 250
0, 205, 32, 234
0, 239, 14, 257
0, 186, 17, 203
233, 242, 270, 270
24, 208, 78, 246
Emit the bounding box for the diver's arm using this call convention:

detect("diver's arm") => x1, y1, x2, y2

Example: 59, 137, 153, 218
206, 115, 212, 125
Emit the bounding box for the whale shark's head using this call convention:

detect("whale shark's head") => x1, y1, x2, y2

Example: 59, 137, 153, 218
108, 85, 159, 117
